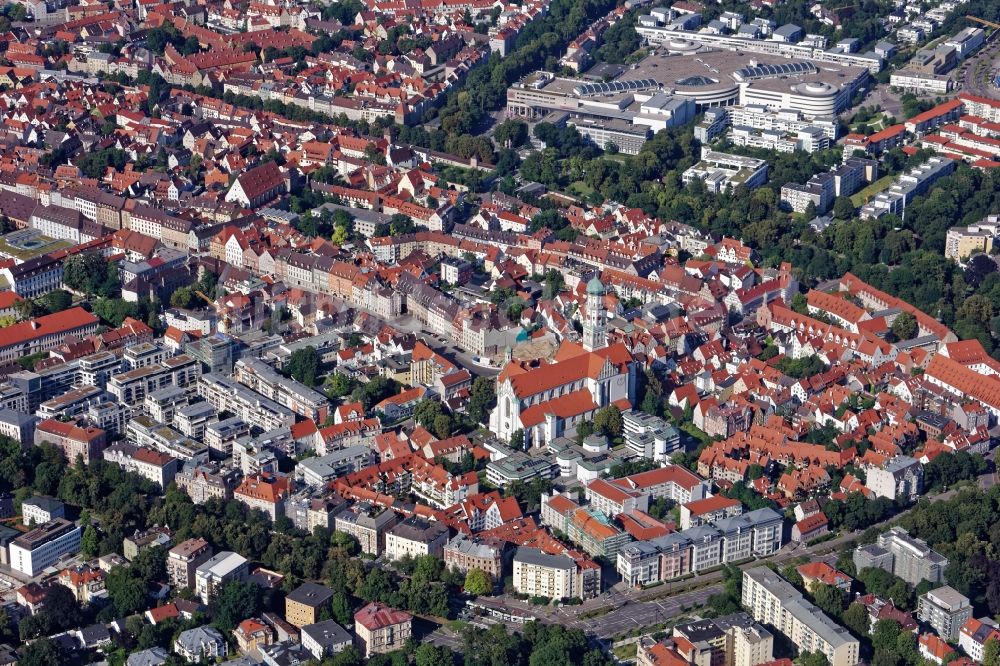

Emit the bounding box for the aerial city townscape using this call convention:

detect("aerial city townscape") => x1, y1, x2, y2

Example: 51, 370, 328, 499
0, 0, 997, 663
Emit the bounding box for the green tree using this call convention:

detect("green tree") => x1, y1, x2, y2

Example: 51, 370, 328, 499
871, 619, 902, 653
331, 592, 353, 626
891, 312, 917, 340
39, 289, 72, 314
432, 414, 453, 440
510, 429, 524, 449
13, 298, 42, 321
105, 565, 149, 616
494, 120, 529, 149
842, 602, 870, 638
214, 581, 262, 633
19, 638, 73, 666
798, 652, 830, 666
464, 568, 492, 596
62, 252, 108, 296
287, 346, 321, 387
811, 583, 847, 619
593, 405, 623, 438
414, 399, 445, 429
389, 213, 415, 236
414, 644, 455, 666
791, 292, 809, 314
833, 196, 855, 220
80, 524, 99, 558
467, 377, 496, 424
92, 298, 138, 327
170, 286, 194, 309
327, 373, 355, 398
640, 391, 660, 415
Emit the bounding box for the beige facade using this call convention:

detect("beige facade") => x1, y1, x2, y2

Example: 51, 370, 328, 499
742, 568, 859, 666
512, 548, 574, 600
168, 538, 213, 590
354, 603, 412, 658
732, 625, 774, 666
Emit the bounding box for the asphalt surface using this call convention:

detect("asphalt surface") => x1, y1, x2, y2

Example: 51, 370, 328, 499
392, 314, 501, 378
959, 33, 1000, 98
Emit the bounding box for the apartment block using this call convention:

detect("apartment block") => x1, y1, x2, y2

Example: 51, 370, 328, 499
354, 602, 412, 658
108, 354, 201, 406
861, 158, 956, 220
944, 218, 998, 262
197, 374, 295, 432
866, 456, 923, 501
334, 504, 400, 556
874, 527, 948, 585
233, 358, 330, 422
617, 508, 783, 586
742, 567, 859, 666
286, 582, 334, 628
168, 538, 213, 590
385, 516, 450, 561
102, 442, 179, 488
443, 533, 506, 579
195, 551, 249, 604
918, 586, 972, 642
512, 547, 577, 600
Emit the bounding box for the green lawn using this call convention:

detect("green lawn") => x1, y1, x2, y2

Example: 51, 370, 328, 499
613, 643, 638, 660
850, 175, 895, 207
567, 180, 594, 198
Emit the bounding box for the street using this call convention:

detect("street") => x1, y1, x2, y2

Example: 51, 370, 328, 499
958, 28, 1000, 98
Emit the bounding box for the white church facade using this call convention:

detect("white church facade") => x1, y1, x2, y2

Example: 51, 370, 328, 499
489, 278, 637, 448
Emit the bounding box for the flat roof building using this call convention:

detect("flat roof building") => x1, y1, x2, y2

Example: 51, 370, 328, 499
10, 518, 81, 576
742, 567, 859, 666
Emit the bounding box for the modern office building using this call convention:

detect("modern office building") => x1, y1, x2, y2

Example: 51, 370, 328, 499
9, 518, 82, 576
682, 148, 768, 193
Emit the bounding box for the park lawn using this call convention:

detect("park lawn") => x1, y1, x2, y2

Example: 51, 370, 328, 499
850, 175, 895, 206
567, 180, 594, 198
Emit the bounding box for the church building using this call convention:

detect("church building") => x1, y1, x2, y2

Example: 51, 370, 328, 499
489, 278, 636, 448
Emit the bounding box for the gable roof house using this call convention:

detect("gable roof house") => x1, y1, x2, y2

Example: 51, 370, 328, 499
225, 161, 287, 208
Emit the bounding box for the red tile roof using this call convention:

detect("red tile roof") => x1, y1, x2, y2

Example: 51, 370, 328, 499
0, 307, 97, 351
354, 601, 412, 630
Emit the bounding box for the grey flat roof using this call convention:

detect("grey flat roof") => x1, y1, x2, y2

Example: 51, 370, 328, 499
513, 546, 574, 570
287, 582, 333, 607
301, 619, 351, 647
